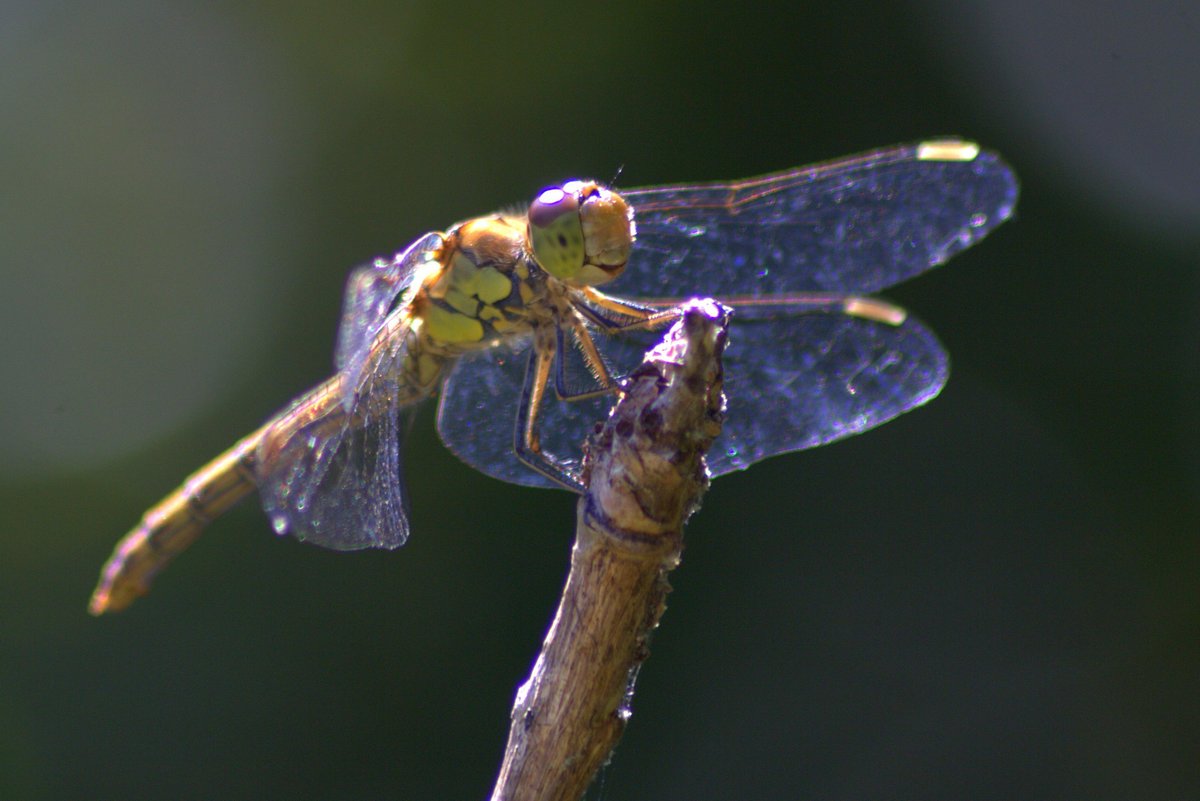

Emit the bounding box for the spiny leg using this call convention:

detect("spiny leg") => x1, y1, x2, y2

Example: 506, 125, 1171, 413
576, 286, 681, 334
553, 314, 623, 403
516, 291, 689, 482
548, 287, 689, 403
512, 331, 586, 491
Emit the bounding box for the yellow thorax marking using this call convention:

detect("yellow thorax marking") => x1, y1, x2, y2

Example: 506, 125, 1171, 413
422, 220, 523, 345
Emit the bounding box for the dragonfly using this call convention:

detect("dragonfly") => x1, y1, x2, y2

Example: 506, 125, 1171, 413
89, 138, 1018, 615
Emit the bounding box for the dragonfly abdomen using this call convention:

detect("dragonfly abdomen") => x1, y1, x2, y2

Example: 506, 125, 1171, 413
89, 424, 266, 614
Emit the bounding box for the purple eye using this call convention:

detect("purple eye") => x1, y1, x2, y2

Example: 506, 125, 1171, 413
529, 187, 579, 229
528, 184, 588, 280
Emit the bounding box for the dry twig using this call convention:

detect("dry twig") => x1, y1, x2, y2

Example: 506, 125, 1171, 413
490, 299, 730, 801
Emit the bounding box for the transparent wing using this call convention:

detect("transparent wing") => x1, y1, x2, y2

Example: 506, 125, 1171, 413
335, 232, 442, 409
435, 300, 948, 490
389, 143, 1012, 493
705, 306, 947, 476
614, 141, 1018, 299
435, 338, 559, 489
258, 316, 422, 550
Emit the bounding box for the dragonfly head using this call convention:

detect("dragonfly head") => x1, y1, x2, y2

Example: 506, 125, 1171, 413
527, 180, 635, 286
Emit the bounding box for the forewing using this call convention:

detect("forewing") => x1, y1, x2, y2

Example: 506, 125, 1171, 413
335, 232, 442, 409
258, 321, 420, 550
616, 142, 1018, 299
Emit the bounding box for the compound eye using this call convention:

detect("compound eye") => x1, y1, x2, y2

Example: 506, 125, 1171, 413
529, 187, 579, 228
528, 186, 586, 280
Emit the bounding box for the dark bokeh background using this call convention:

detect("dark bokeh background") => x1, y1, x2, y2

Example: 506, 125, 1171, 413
2, 2, 1197, 799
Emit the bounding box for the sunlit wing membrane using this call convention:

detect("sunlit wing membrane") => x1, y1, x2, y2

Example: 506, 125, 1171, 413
334, 232, 442, 411
615, 142, 1017, 299
259, 316, 421, 550
704, 307, 947, 475
437, 338, 557, 489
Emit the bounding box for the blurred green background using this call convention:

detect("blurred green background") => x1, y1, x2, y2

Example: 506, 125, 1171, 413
2, 1, 1196, 799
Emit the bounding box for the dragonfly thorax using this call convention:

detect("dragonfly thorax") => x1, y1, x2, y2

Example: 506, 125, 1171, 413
417, 216, 547, 348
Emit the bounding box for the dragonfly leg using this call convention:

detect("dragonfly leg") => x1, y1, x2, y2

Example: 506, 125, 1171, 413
552, 315, 624, 402
513, 330, 586, 492
550, 288, 702, 406
552, 287, 691, 402
576, 286, 681, 334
